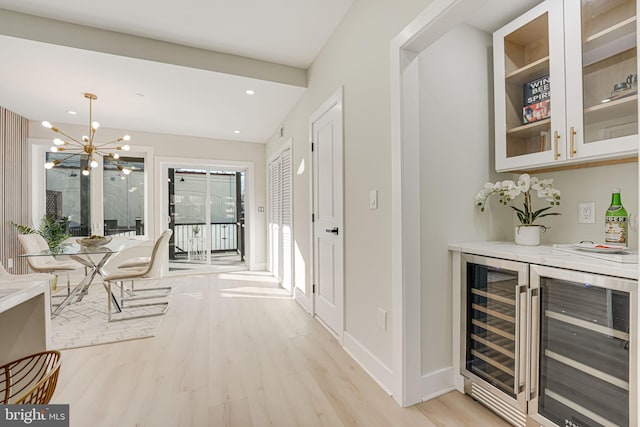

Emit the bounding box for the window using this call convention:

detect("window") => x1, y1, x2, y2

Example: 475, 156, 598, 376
36, 143, 151, 238
45, 153, 91, 236
103, 156, 145, 236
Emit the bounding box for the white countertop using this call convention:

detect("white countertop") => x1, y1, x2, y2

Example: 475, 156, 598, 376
449, 241, 638, 280
0, 279, 50, 314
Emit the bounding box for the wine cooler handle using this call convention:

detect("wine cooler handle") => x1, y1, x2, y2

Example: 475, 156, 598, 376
515, 284, 528, 407
527, 287, 540, 401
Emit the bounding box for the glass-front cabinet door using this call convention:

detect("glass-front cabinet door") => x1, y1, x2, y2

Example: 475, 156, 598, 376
493, 0, 567, 172
564, 0, 638, 160
529, 265, 637, 427
494, 0, 638, 172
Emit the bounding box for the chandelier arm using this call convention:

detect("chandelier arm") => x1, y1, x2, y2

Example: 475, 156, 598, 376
53, 129, 84, 146
94, 139, 126, 148
49, 152, 83, 165
102, 156, 118, 166
64, 140, 87, 149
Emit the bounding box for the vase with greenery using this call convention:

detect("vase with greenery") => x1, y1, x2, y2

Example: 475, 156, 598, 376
12, 215, 71, 253
474, 174, 561, 245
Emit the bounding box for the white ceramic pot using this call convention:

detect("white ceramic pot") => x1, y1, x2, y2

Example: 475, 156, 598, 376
515, 225, 542, 246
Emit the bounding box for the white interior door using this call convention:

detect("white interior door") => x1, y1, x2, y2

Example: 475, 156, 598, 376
311, 88, 344, 338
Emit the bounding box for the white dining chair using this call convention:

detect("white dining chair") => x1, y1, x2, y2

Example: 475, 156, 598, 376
17, 234, 80, 297
103, 229, 173, 321
0, 262, 54, 283
0, 262, 56, 312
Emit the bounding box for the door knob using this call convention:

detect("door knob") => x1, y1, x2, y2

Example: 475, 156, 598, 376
325, 227, 339, 235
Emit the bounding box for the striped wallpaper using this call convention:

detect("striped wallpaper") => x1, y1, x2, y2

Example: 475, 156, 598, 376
1, 107, 30, 273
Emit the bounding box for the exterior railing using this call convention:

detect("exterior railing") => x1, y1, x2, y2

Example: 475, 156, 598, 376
171, 222, 238, 259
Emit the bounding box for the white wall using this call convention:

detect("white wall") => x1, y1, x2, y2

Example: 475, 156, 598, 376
417, 24, 512, 375
266, 0, 434, 371
30, 122, 268, 267
526, 163, 638, 249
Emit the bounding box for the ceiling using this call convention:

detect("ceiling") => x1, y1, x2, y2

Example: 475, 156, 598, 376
0, 0, 354, 143
0, 0, 543, 144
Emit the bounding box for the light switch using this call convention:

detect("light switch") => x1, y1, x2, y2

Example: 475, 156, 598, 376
369, 190, 378, 209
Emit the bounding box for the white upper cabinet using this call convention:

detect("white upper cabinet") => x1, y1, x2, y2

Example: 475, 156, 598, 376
494, 0, 638, 172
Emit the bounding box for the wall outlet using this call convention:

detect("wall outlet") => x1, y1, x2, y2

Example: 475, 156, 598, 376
377, 307, 387, 330
578, 202, 596, 224
7, 258, 13, 269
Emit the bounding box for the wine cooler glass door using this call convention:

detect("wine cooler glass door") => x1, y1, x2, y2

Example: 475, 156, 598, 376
462, 254, 529, 410
529, 265, 637, 427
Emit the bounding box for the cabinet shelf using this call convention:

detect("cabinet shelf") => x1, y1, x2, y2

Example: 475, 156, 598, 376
545, 350, 628, 390
583, 16, 636, 67
472, 318, 515, 341
471, 366, 514, 394
505, 56, 549, 85
544, 388, 619, 427
545, 309, 629, 341
471, 288, 515, 306
471, 333, 515, 359
472, 303, 515, 324
584, 94, 638, 123
506, 119, 550, 139
471, 348, 514, 376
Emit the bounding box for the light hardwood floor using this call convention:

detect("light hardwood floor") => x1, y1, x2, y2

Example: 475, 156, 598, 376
53, 272, 510, 426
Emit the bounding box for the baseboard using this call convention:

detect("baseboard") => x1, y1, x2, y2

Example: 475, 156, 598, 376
421, 366, 455, 401
343, 332, 393, 395
294, 288, 312, 314
250, 262, 267, 271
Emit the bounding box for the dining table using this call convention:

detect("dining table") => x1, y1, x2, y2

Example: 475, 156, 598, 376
19, 239, 142, 318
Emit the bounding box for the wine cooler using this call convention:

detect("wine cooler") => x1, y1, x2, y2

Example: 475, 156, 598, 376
461, 254, 529, 426
529, 265, 637, 427
461, 254, 637, 427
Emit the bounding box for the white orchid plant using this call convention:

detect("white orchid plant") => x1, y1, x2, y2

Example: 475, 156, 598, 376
475, 173, 561, 226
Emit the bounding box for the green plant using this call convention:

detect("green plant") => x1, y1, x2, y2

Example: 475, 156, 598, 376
475, 173, 561, 226
192, 224, 200, 236
12, 215, 71, 252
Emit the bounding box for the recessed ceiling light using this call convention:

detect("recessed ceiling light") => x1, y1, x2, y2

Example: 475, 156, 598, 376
135, 93, 144, 97
245, 89, 255, 95
67, 110, 77, 115
234, 130, 241, 134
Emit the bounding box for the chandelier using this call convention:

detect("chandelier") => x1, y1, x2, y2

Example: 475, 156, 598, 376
43, 93, 132, 176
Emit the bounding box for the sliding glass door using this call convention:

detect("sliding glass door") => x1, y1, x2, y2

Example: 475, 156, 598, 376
167, 167, 245, 271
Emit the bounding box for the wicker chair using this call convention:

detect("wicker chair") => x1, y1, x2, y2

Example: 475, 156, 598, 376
0, 350, 61, 404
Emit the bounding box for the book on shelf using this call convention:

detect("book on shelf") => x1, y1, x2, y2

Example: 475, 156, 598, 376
523, 75, 550, 124
523, 99, 550, 124
523, 75, 550, 106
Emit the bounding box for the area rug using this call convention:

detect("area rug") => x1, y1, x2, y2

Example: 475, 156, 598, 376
50, 278, 174, 350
